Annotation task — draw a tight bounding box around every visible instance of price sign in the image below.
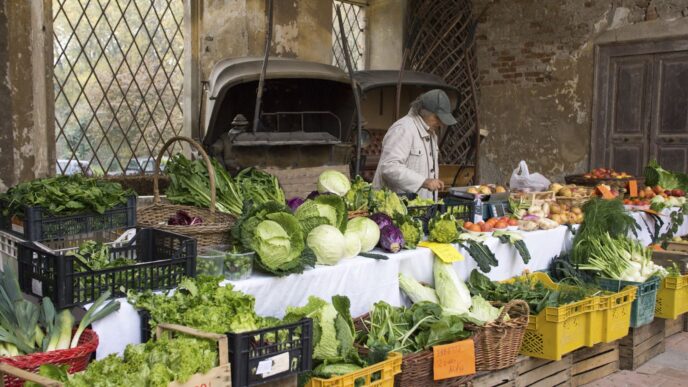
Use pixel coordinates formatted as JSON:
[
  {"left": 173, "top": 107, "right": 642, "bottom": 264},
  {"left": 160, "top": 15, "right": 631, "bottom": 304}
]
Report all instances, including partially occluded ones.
[
  {"left": 418, "top": 241, "right": 464, "bottom": 263},
  {"left": 628, "top": 180, "right": 638, "bottom": 197},
  {"left": 433, "top": 339, "right": 476, "bottom": 380},
  {"left": 596, "top": 185, "right": 615, "bottom": 199}
]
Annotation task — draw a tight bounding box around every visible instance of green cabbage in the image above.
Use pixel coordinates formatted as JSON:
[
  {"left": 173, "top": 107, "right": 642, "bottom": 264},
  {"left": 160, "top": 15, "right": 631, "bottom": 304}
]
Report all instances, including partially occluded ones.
[
  {"left": 645, "top": 160, "right": 688, "bottom": 191},
  {"left": 371, "top": 189, "right": 407, "bottom": 217},
  {"left": 433, "top": 257, "right": 472, "bottom": 314},
  {"left": 345, "top": 217, "right": 380, "bottom": 252},
  {"left": 343, "top": 232, "right": 362, "bottom": 259},
  {"left": 318, "top": 170, "right": 351, "bottom": 196},
  {"left": 295, "top": 195, "right": 348, "bottom": 235},
  {"left": 232, "top": 201, "right": 314, "bottom": 276},
  {"left": 307, "top": 225, "right": 346, "bottom": 265}
]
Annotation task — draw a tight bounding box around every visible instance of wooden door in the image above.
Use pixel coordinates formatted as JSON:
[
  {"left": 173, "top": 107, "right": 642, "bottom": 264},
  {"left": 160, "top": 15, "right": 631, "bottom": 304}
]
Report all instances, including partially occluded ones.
[
  {"left": 592, "top": 38, "right": 688, "bottom": 175},
  {"left": 651, "top": 51, "right": 688, "bottom": 173}
]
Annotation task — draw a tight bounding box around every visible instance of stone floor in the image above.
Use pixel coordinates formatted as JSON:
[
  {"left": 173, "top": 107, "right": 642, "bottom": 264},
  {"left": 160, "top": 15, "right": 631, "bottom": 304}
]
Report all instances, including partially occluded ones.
[{"left": 584, "top": 331, "right": 688, "bottom": 386}]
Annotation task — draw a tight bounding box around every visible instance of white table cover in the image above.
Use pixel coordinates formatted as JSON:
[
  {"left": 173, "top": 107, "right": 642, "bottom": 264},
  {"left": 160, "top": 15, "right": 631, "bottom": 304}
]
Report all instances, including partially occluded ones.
[{"left": 90, "top": 209, "right": 687, "bottom": 359}]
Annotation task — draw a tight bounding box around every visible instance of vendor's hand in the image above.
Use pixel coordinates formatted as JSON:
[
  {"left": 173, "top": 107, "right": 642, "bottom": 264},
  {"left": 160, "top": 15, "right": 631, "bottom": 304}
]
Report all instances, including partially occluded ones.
[{"left": 422, "top": 178, "right": 445, "bottom": 191}]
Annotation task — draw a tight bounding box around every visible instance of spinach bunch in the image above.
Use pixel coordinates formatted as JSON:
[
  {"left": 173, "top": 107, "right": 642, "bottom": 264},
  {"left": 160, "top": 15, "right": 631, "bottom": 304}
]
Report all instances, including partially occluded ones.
[{"left": 1, "top": 175, "right": 132, "bottom": 217}]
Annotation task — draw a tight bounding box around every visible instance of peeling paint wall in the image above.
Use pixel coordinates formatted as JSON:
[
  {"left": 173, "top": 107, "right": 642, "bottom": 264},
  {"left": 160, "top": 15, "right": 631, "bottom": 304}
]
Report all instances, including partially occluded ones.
[
  {"left": 473, "top": 0, "right": 688, "bottom": 184},
  {"left": 200, "top": 0, "right": 333, "bottom": 80}
]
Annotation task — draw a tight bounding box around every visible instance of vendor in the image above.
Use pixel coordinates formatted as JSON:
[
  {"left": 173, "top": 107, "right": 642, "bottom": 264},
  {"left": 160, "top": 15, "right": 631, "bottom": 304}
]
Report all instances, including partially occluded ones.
[{"left": 372, "top": 89, "right": 457, "bottom": 200}]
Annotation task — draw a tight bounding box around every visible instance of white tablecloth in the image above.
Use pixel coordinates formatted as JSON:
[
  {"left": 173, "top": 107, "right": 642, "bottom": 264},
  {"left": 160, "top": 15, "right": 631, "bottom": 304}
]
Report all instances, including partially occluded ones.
[{"left": 91, "top": 208, "right": 688, "bottom": 359}]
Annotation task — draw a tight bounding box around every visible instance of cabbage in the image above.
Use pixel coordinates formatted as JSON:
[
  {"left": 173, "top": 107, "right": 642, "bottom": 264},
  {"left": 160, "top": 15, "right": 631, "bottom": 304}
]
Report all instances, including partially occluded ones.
[
  {"left": 295, "top": 201, "right": 338, "bottom": 234},
  {"left": 433, "top": 257, "right": 472, "bottom": 314},
  {"left": 345, "top": 217, "right": 380, "bottom": 252},
  {"left": 308, "top": 225, "right": 346, "bottom": 265},
  {"left": 343, "top": 232, "right": 361, "bottom": 259},
  {"left": 317, "top": 170, "right": 351, "bottom": 196},
  {"left": 399, "top": 273, "right": 439, "bottom": 303},
  {"left": 469, "top": 295, "right": 505, "bottom": 325}
]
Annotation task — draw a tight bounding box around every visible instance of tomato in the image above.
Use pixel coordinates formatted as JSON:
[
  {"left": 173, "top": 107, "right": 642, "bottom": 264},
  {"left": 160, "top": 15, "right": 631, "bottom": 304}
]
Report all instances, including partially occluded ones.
[
  {"left": 468, "top": 224, "right": 482, "bottom": 232},
  {"left": 481, "top": 224, "right": 493, "bottom": 232},
  {"left": 508, "top": 219, "right": 518, "bottom": 226},
  {"left": 464, "top": 221, "right": 474, "bottom": 229},
  {"left": 495, "top": 221, "right": 508, "bottom": 229}
]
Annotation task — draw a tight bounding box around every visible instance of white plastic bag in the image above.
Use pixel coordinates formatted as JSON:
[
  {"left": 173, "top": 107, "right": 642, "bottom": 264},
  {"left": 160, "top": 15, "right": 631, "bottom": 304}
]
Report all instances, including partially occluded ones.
[{"left": 509, "top": 160, "right": 551, "bottom": 192}]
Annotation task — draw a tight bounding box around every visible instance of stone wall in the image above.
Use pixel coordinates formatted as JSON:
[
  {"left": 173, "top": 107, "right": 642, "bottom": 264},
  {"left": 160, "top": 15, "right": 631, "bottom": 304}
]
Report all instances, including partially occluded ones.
[{"left": 473, "top": 0, "right": 688, "bottom": 184}]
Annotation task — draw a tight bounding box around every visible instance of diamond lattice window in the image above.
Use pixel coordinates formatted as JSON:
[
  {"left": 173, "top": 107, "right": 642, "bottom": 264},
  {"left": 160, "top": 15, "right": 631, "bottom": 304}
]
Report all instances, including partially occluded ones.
[
  {"left": 332, "top": 0, "right": 367, "bottom": 71},
  {"left": 53, "top": 0, "right": 185, "bottom": 176}
]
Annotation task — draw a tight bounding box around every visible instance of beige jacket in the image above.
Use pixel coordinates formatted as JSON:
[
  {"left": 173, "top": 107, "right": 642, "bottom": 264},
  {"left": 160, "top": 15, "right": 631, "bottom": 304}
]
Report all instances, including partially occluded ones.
[{"left": 372, "top": 112, "right": 439, "bottom": 200}]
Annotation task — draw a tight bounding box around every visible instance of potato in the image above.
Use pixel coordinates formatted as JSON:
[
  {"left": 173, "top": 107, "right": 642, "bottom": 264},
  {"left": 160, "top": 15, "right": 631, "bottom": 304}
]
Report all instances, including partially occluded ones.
[
  {"left": 467, "top": 187, "right": 479, "bottom": 194},
  {"left": 549, "top": 183, "right": 564, "bottom": 194},
  {"left": 549, "top": 203, "right": 562, "bottom": 215},
  {"left": 551, "top": 214, "right": 563, "bottom": 224},
  {"left": 479, "top": 186, "right": 492, "bottom": 195},
  {"left": 559, "top": 188, "right": 573, "bottom": 197},
  {"left": 571, "top": 207, "right": 582, "bottom": 215},
  {"left": 495, "top": 186, "right": 506, "bottom": 193}
]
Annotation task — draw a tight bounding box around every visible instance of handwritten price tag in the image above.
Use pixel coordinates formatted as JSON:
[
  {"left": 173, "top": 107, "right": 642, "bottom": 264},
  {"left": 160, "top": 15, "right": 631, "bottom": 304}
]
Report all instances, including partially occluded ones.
[
  {"left": 433, "top": 339, "right": 476, "bottom": 380},
  {"left": 596, "top": 185, "right": 615, "bottom": 199},
  {"left": 628, "top": 180, "right": 638, "bottom": 197},
  {"left": 418, "top": 241, "right": 464, "bottom": 263}
]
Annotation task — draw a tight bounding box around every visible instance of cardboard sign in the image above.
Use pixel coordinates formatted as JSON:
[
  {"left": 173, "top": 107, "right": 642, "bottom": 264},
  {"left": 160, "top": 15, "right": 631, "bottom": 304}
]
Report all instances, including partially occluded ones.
[
  {"left": 433, "top": 339, "right": 476, "bottom": 380},
  {"left": 628, "top": 180, "right": 638, "bottom": 197},
  {"left": 418, "top": 241, "right": 464, "bottom": 263},
  {"left": 596, "top": 185, "right": 615, "bottom": 199}
]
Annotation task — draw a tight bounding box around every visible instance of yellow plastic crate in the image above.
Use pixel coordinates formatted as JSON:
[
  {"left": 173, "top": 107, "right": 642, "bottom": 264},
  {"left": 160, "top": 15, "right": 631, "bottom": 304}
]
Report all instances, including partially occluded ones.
[
  {"left": 502, "top": 272, "right": 597, "bottom": 361},
  {"left": 592, "top": 285, "right": 636, "bottom": 343},
  {"left": 655, "top": 275, "right": 688, "bottom": 320},
  {"left": 306, "top": 352, "right": 403, "bottom": 387}
]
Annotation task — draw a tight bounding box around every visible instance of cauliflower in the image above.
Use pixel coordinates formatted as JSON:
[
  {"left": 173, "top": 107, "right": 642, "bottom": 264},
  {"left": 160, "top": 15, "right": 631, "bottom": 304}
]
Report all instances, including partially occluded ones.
[
  {"left": 428, "top": 214, "right": 459, "bottom": 243},
  {"left": 399, "top": 221, "right": 422, "bottom": 249}
]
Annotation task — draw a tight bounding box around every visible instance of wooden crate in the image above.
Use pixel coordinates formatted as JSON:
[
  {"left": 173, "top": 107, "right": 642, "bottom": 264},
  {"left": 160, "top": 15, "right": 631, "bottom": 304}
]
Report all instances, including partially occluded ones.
[
  {"left": 619, "top": 318, "right": 665, "bottom": 370},
  {"left": 466, "top": 367, "right": 517, "bottom": 387},
  {"left": 570, "top": 341, "right": 619, "bottom": 387},
  {"left": 514, "top": 355, "right": 572, "bottom": 387},
  {"left": 665, "top": 314, "right": 686, "bottom": 338}
]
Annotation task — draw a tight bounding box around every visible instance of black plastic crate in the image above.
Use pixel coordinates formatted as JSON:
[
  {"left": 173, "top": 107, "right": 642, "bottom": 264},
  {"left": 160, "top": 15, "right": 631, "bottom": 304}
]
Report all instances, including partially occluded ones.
[
  {"left": 406, "top": 205, "right": 439, "bottom": 234},
  {"left": 139, "top": 311, "right": 313, "bottom": 387},
  {"left": 17, "top": 228, "right": 196, "bottom": 308},
  {"left": 0, "top": 195, "right": 136, "bottom": 241},
  {"left": 440, "top": 198, "right": 475, "bottom": 222}
]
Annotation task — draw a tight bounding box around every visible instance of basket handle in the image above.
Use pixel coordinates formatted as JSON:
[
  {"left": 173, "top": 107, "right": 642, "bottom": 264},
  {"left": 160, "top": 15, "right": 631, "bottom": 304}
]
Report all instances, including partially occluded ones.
[
  {"left": 156, "top": 323, "right": 229, "bottom": 366},
  {"left": 0, "top": 363, "right": 64, "bottom": 386},
  {"left": 496, "top": 299, "right": 530, "bottom": 323},
  {"left": 152, "top": 136, "right": 218, "bottom": 214}
]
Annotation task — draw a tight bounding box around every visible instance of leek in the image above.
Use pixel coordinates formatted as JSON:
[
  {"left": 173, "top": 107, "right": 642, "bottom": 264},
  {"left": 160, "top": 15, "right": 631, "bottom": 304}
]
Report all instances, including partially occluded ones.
[
  {"left": 70, "top": 290, "right": 120, "bottom": 348},
  {"left": 55, "top": 310, "right": 74, "bottom": 350}
]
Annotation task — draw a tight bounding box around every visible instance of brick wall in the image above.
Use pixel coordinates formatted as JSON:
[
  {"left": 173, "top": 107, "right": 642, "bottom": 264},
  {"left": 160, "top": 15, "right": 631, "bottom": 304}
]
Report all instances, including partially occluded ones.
[{"left": 473, "top": 0, "right": 688, "bottom": 184}]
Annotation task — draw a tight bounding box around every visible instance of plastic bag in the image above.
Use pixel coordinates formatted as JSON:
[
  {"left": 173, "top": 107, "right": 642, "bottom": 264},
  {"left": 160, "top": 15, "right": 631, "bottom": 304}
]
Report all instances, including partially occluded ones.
[{"left": 510, "top": 160, "right": 551, "bottom": 192}]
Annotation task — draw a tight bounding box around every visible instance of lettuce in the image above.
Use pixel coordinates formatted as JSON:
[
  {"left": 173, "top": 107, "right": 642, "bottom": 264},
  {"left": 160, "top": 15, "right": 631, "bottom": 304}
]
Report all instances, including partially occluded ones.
[
  {"left": 645, "top": 160, "right": 688, "bottom": 191},
  {"left": 468, "top": 295, "right": 505, "bottom": 325},
  {"left": 433, "top": 257, "right": 472, "bottom": 314}
]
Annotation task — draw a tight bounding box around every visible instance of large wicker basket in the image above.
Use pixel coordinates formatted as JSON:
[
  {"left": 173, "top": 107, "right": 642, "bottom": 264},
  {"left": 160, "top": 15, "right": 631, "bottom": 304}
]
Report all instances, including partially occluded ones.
[
  {"left": 0, "top": 329, "right": 98, "bottom": 387},
  {"left": 137, "top": 136, "right": 235, "bottom": 248},
  {"left": 465, "top": 300, "right": 529, "bottom": 371},
  {"left": 354, "top": 314, "right": 475, "bottom": 386}
]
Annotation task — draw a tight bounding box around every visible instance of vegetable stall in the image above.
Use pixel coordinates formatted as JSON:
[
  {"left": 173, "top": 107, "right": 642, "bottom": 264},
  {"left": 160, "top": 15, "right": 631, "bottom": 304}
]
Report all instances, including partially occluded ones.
[{"left": 0, "top": 156, "right": 687, "bottom": 386}]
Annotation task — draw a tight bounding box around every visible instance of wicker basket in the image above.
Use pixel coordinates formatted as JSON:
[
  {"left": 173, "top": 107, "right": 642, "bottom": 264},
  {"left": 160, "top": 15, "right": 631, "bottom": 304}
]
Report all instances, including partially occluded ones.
[
  {"left": 347, "top": 209, "right": 369, "bottom": 220},
  {"left": 465, "top": 300, "right": 529, "bottom": 371},
  {"left": 137, "top": 136, "right": 235, "bottom": 248},
  {"left": 509, "top": 191, "right": 556, "bottom": 209},
  {"left": 0, "top": 329, "right": 98, "bottom": 387},
  {"left": 354, "top": 314, "right": 475, "bottom": 386}
]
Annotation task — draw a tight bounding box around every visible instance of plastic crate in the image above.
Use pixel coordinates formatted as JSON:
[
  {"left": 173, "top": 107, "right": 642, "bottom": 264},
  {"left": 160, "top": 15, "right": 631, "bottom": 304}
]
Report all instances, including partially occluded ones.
[
  {"left": 306, "top": 352, "right": 402, "bottom": 387},
  {"left": 655, "top": 275, "right": 688, "bottom": 320},
  {"left": 503, "top": 272, "right": 597, "bottom": 361},
  {"left": 598, "top": 276, "right": 660, "bottom": 328},
  {"left": 0, "top": 231, "right": 21, "bottom": 274},
  {"left": 440, "top": 198, "right": 475, "bottom": 223},
  {"left": 0, "top": 195, "right": 136, "bottom": 241},
  {"left": 228, "top": 318, "right": 313, "bottom": 387},
  {"left": 406, "top": 205, "right": 438, "bottom": 234},
  {"left": 592, "top": 285, "right": 636, "bottom": 343},
  {"left": 17, "top": 228, "right": 196, "bottom": 308}
]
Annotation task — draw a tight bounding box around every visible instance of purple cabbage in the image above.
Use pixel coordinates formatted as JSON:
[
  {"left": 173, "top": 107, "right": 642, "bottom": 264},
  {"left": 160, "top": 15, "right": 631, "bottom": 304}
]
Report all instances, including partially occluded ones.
[
  {"left": 287, "top": 197, "right": 305, "bottom": 212},
  {"left": 168, "top": 210, "right": 203, "bottom": 226},
  {"left": 306, "top": 190, "right": 321, "bottom": 200},
  {"left": 369, "top": 213, "right": 394, "bottom": 229},
  {"left": 379, "top": 224, "right": 405, "bottom": 253}
]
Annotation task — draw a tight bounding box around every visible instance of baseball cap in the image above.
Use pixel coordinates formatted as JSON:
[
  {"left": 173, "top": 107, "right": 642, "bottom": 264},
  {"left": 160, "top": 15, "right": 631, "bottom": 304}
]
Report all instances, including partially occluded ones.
[{"left": 420, "top": 89, "right": 457, "bottom": 126}]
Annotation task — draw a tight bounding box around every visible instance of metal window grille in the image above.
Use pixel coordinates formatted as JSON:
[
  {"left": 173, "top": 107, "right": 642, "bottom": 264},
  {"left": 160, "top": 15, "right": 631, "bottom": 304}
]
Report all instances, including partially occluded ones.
[
  {"left": 332, "top": 0, "right": 367, "bottom": 71},
  {"left": 53, "top": 0, "right": 185, "bottom": 176}
]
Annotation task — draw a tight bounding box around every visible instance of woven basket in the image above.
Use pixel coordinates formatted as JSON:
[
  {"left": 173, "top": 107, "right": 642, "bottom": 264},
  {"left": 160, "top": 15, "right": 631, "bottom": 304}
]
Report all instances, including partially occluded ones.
[
  {"left": 465, "top": 300, "right": 529, "bottom": 371},
  {"left": 347, "top": 209, "right": 369, "bottom": 220},
  {"left": 0, "top": 329, "right": 98, "bottom": 387},
  {"left": 137, "top": 136, "right": 235, "bottom": 248},
  {"left": 354, "top": 314, "right": 475, "bottom": 386}
]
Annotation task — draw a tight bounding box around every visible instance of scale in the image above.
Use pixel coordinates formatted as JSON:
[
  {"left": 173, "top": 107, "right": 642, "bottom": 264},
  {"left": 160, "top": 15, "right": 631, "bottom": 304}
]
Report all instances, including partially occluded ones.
[{"left": 447, "top": 187, "right": 511, "bottom": 221}]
